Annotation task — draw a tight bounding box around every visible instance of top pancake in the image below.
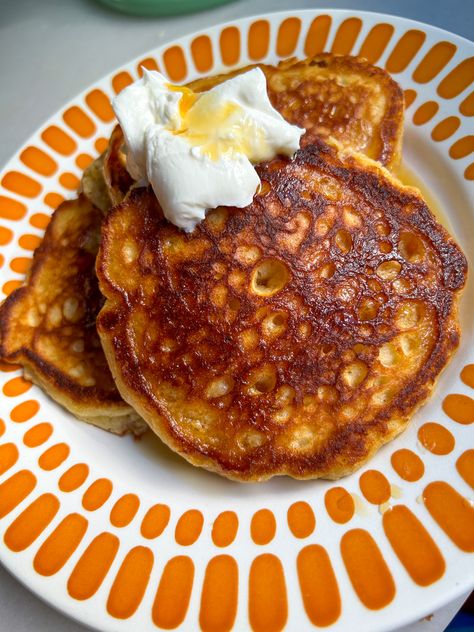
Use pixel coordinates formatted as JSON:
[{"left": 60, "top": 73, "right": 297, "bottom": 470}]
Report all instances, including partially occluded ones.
[
  {"left": 188, "top": 53, "right": 404, "bottom": 171},
  {"left": 96, "top": 139, "right": 466, "bottom": 481},
  {"left": 0, "top": 194, "right": 146, "bottom": 435},
  {"left": 105, "top": 53, "right": 404, "bottom": 198}
]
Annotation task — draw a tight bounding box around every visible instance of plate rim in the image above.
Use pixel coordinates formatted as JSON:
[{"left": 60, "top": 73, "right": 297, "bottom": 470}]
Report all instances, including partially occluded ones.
[{"left": 0, "top": 8, "right": 472, "bottom": 632}]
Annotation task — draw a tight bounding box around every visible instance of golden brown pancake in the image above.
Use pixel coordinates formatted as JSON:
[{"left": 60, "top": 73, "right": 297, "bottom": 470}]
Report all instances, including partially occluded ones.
[
  {"left": 0, "top": 195, "right": 146, "bottom": 435},
  {"left": 96, "top": 139, "right": 466, "bottom": 480},
  {"left": 103, "top": 125, "right": 134, "bottom": 206},
  {"left": 188, "top": 53, "right": 404, "bottom": 171}
]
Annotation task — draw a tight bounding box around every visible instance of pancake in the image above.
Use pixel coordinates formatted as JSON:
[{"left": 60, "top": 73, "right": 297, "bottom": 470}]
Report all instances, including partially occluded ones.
[
  {"left": 103, "top": 124, "right": 134, "bottom": 206},
  {"left": 104, "top": 53, "right": 405, "bottom": 205},
  {"left": 188, "top": 53, "right": 404, "bottom": 171},
  {"left": 0, "top": 195, "right": 146, "bottom": 435},
  {"left": 80, "top": 153, "right": 111, "bottom": 214},
  {"left": 96, "top": 139, "right": 467, "bottom": 480}
]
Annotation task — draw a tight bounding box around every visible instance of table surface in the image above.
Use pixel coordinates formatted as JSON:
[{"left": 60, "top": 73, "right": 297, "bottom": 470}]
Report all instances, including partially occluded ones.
[{"left": 0, "top": 1, "right": 472, "bottom": 630}]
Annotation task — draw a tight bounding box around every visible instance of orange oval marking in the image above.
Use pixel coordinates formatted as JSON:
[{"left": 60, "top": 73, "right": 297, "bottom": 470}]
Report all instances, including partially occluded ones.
[
  {"left": 0, "top": 442, "right": 18, "bottom": 475},
  {"left": 38, "top": 442, "right": 70, "bottom": 470},
  {"left": 95, "top": 137, "right": 109, "bottom": 154},
  {"left": 331, "top": 18, "right": 362, "bottom": 55},
  {"left": 10, "top": 399, "right": 39, "bottom": 423},
  {"left": 3, "top": 280, "right": 22, "bottom": 296},
  {"left": 23, "top": 422, "right": 53, "bottom": 447},
  {"left": 0, "top": 254, "right": 3, "bottom": 268},
  {"left": 461, "top": 364, "right": 474, "bottom": 388},
  {"left": 442, "top": 393, "right": 474, "bottom": 424},
  {"left": 431, "top": 116, "right": 461, "bottom": 141},
  {"left": 58, "top": 463, "right": 89, "bottom": 492},
  {"left": 297, "top": 544, "right": 341, "bottom": 627},
  {"left": 20, "top": 146, "right": 57, "bottom": 177},
  {"left": 1, "top": 171, "right": 42, "bottom": 198},
  {"left": 438, "top": 57, "right": 474, "bottom": 99},
  {"left": 30, "top": 211, "right": 51, "bottom": 228},
  {"left": 341, "top": 529, "right": 395, "bottom": 609},
  {"left": 106, "top": 546, "right": 154, "bottom": 618},
  {"left": 413, "top": 100, "right": 439, "bottom": 125},
  {"left": 449, "top": 135, "right": 474, "bottom": 159},
  {"left": 358, "top": 23, "right": 394, "bottom": 64},
  {"left": 423, "top": 481, "right": 474, "bottom": 552},
  {"left": 383, "top": 505, "right": 445, "bottom": 585},
  {"left": 0, "top": 195, "right": 26, "bottom": 220},
  {"left": 248, "top": 20, "right": 270, "bottom": 61},
  {"left": 10, "top": 256, "right": 32, "bottom": 274},
  {"left": 191, "top": 35, "right": 213, "bottom": 73},
  {"left": 212, "top": 510, "right": 238, "bottom": 547},
  {"left": 63, "top": 106, "right": 96, "bottom": 138},
  {"left": 140, "top": 503, "right": 170, "bottom": 539},
  {"left": 34, "top": 513, "right": 88, "bottom": 576},
  {"left": 41, "top": 125, "right": 77, "bottom": 155},
  {"left": 152, "top": 556, "right": 194, "bottom": 629},
  {"left": 304, "top": 15, "right": 331, "bottom": 56},
  {"left": 0, "top": 226, "right": 13, "bottom": 246},
  {"left": 19, "top": 233, "right": 42, "bottom": 251},
  {"left": 220, "top": 26, "right": 240, "bottom": 66},
  {"left": 249, "top": 554, "right": 287, "bottom": 632},
  {"left": 456, "top": 450, "right": 474, "bottom": 489},
  {"left": 82, "top": 478, "right": 113, "bottom": 511},
  {"left": 276, "top": 17, "right": 301, "bottom": 57},
  {"left": 465, "top": 163, "right": 474, "bottom": 180},
  {"left": 137, "top": 57, "right": 159, "bottom": 76},
  {"left": 3, "top": 376, "right": 32, "bottom": 397},
  {"left": 175, "top": 509, "right": 204, "bottom": 545},
  {"left": 4, "top": 493, "right": 59, "bottom": 552},
  {"left": 199, "top": 555, "right": 238, "bottom": 632},
  {"left": 287, "top": 501, "right": 315, "bottom": 538},
  {"left": 391, "top": 449, "right": 424, "bottom": 482},
  {"left": 44, "top": 193, "right": 64, "bottom": 211},
  {"left": 251, "top": 508, "right": 276, "bottom": 545},
  {"left": 418, "top": 422, "right": 455, "bottom": 455},
  {"left": 75, "top": 153, "right": 93, "bottom": 170},
  {"left": 413, "top": 42, "right": 457, "bottom": 83},
  {"left": 163, "top": 46, "right": 187, "bottom": 82},
  {"left": 325, "top": 487, "right": 354, "bottom": 523},
  {"left": 59, "top": 172, "right": 80, "bottom": 191},
  {"left": 460, "top": 91, "right": 474, "bottom": 116},
  {"left": 85, "top": 89, "right": 114, "bottom": 123},
  {"left": 10, "top": 255, "right": 32, "bottom": 275},
  {"left": 0, "top": 470, "right": 36, "bottom": 518},
  {"left": 0, "top": 419, "right": 5, "bottom": 436},
  {"left": 7, "top": 254, "right": 23, "bottom": 277},
  {"left": 110, "top": 493, "right": 140, "bottom": 528},
  {"left": 386, "top": 30, "right": 426, "bottom": 73},
  {"left": 112, "top": 71, "right": 134, "bottom": 94},
  {"left": 68, "top": 532, "right": 119, "bottom": 600},
  {"left": 360, "top": 470, "right": 391, "bottom": 504}
]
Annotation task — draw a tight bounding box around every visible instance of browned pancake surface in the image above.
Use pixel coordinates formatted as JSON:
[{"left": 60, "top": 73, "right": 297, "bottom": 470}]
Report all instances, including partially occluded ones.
[{"left": 97, "top": 141, "right": 466, "bottom": 479}]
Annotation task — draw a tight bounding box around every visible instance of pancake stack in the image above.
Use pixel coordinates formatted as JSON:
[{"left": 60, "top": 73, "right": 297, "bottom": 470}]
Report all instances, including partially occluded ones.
[{"left": 0, "top": 54, "right": 467, "bottom": 479}]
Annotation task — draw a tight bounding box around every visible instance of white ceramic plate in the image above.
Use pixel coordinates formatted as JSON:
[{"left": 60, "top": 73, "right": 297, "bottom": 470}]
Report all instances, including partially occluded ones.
[{"left": 0, "top": 9, "right": 473, "bottom": 632}]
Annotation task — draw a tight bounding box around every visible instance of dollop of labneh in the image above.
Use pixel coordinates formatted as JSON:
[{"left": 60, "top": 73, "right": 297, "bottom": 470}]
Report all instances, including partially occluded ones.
[{"left": 112, "top": 68, "right": 304, "bottom": 231}]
